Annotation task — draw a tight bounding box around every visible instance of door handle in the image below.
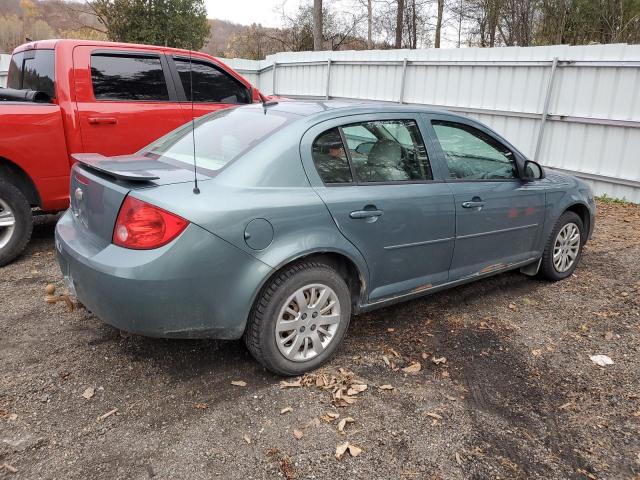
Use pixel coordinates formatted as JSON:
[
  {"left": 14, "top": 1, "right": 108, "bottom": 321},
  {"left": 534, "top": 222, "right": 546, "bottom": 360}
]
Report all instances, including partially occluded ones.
[
  {"left": 462, "top": 196, "right": 485, "bottom": 209},
  {"left": 88, "top": 117, "right": 118, "bottom": 125},
  {"left": 350, "top": 209, "right": 383, "bottom": 219}
]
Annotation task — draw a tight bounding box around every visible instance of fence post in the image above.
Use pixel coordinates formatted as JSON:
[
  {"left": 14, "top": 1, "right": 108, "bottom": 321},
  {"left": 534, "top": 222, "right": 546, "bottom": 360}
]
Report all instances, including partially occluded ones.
[
  {"left": 534, "top": 56, "right": 559, "bottom": 163},
  {"left": 325, "top": 59, "right": 332, "bottom": 100},
  {"left": 398, "top": 58, "right": 408, "bottom": 104},
  {"left": 271, "top": 61, "right": 277, "bottom": 96}
]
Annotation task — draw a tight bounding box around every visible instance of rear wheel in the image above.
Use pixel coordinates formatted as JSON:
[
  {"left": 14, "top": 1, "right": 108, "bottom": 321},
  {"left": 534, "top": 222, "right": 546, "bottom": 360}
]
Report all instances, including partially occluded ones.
[
  {"left": 244, "top": 260, "right": 351, "bottom": 376},
  {"left": 538, "top": 211, "right": 584, "bottom": 281},
  {"left": 0, "top": 179, "right": 33, "bottom": 267}
]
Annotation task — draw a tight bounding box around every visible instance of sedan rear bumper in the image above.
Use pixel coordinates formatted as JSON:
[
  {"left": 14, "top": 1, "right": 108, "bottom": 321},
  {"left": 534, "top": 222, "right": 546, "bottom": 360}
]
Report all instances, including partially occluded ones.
[{"left": 55, "top": 210, "right": 272, "bottom": 339}]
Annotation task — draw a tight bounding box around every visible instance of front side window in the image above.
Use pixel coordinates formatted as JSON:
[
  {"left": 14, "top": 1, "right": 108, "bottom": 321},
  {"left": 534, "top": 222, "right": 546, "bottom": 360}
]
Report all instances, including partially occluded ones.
[
  {"left": 7, "top": 50, "right": 55, "bottom": 98},
  {"left": 91, "top": 54, "right": 169, "bottom": 101},
  {"left": 312, "top": 128, "right": 353, "bottom": 184},
  {"left": 174, "top": 58, "right": 250, "bottom": 104},
  {"left": 432, "top": 120, "right": 517, "bottom": 180},
  {"left": 342, "top": 120, "right": 432, "bottom": 183}
]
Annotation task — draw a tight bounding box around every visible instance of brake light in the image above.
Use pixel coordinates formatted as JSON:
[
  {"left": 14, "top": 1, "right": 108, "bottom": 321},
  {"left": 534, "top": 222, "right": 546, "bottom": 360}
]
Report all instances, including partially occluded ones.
[{"left": 113, "top": 196, "right": 188, "bottom": 249}]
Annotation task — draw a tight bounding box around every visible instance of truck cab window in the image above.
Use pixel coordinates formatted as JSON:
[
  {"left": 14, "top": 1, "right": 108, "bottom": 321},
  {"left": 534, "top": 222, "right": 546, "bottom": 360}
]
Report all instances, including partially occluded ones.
[
  {"left": 7, "top": 50, "right": 55, "bottom": 99},
  {"left": 174, "top": 58, "right": 250, "bottom": 104},
  {"left": 90, "top": 54, "right": 169, "bottom": 101}
]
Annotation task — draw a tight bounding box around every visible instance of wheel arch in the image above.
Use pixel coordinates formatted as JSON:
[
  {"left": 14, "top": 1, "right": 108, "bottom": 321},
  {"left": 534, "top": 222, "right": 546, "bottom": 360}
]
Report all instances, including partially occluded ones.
[
  {"left": 0, "top": 157, "right": 41, "bottom": 207},
  {"left": 564, "top": 202, "right": 591, "bottom": 242}
]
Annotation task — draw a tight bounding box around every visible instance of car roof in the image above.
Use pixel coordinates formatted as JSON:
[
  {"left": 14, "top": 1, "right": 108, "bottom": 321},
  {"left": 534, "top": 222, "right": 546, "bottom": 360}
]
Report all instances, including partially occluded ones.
[{"left": 241, "top": 99, "right": 459, "bottom": 122}]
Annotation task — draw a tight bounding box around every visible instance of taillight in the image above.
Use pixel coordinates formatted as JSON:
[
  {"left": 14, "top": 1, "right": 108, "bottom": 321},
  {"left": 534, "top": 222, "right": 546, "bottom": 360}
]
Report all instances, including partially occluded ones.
[{"left": 113, "top": 196, "right": 188, "bottom": 249}]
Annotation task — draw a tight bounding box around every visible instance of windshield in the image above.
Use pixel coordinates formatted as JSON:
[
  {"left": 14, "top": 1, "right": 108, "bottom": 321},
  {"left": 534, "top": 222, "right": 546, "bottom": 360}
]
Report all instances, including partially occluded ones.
[{"left": 141, "top": 107, "right": 294, "bottom": 173}]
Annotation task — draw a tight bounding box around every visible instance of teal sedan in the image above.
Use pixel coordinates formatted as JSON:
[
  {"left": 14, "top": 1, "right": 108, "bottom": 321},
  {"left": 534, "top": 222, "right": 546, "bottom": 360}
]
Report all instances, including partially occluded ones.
[{"left": 55, "top": 101, "right": 595, "bottom": 375}]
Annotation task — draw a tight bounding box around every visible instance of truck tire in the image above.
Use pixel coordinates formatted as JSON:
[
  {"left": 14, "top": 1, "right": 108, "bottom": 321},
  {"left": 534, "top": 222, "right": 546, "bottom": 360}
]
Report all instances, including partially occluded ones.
[
  {"left": 0, "top": 179, "right": 33, "bottom": 267},
  {"left": 244, "top": 260, "right": 352, "bottom": 376}
]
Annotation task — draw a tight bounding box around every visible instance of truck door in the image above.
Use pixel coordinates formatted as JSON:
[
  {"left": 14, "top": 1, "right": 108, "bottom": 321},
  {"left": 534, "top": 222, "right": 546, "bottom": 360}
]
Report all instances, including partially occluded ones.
[{"left": 72, "top": 46, "right": 186, "bottom": 156}]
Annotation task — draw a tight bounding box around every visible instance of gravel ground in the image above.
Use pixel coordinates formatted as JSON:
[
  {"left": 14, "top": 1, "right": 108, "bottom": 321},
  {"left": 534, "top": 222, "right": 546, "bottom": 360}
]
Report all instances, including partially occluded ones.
[{"left": 1, "top": 200, "right": 639, "bottom": 480}]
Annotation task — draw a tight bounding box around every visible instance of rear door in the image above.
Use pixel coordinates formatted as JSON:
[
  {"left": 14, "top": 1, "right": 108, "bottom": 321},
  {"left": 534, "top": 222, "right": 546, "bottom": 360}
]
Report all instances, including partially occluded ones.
[
  {"left": 72, "top": 46, "right": 185, "bottom": 156},
  {"left": 167, "top": 56, "right": 252, "bottom": 121},
  {"left": 424, "top": 114, "right": 546, "bottom": 280},
  {"left": 301, "top": 114, "right": 456, "bottom": 303}
]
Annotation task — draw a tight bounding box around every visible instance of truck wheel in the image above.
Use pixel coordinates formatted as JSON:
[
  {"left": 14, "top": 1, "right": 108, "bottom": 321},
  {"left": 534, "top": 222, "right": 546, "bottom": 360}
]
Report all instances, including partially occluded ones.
[
  {"left": 244, "top": 260, "right": 351, "bottom": 376},
  {"left": 0, "top": 179, "right": 33, "bottom": 267},
  {"left": 538, "top": 211, "right": 584, "bottom": 281}
]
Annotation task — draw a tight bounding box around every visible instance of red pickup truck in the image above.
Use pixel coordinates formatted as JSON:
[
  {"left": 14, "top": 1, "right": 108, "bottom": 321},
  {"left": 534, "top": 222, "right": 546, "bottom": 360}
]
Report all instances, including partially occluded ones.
[{"left": 0, "top": 39, "right": 263, "bottom": 266}]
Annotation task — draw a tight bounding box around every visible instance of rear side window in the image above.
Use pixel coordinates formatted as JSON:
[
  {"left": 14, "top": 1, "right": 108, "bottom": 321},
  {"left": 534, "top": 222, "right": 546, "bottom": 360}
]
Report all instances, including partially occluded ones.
[
  {"left": 91, "top": 54, "right": 169, "bottom": 101},
  {"left": 174, "top": 58, "right": 250, "bottom": 104},
  {"left": 7, "top": 50, "right": 55, "bottom": 98},
  {"left": 312, "top": 128, "right": 354, "bottom": 184}
]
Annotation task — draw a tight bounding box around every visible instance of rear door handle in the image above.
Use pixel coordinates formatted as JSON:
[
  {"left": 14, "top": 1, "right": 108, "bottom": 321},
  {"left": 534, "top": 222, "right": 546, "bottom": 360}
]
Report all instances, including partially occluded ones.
[
  {"left": 88, "top": 117, "right": 118, "bottom": 125},
  {"left": 350, "top": 209, "right": 383, "bottom": 219},
  {"left": 462, "top": 201, "right": 485, "bottom": 208}
]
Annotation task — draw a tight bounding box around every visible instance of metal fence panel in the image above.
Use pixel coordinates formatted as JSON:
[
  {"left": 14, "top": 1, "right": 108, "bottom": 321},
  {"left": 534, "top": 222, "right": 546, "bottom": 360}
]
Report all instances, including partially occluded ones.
[
  {"left": 0, "top": 54, "right": 9, "bottom": 88},
  {"left": 223, "top": 44, "right": 640, "bottom": 202}
]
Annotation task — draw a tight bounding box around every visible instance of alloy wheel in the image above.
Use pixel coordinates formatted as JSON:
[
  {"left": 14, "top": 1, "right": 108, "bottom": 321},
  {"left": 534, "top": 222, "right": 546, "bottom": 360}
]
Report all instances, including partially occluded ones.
[
  {"left": 553, "top": 222, "right": 580, "bottom": 273},
  {"left": 0, "top": 197, "right": 16, "bottom": 250}
]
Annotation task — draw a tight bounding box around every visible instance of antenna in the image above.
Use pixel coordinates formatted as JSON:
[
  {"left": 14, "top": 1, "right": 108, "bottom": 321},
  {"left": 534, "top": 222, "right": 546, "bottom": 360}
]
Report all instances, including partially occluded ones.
[{"left": 189, "top": 43, "right": 200, "bottom": 195}]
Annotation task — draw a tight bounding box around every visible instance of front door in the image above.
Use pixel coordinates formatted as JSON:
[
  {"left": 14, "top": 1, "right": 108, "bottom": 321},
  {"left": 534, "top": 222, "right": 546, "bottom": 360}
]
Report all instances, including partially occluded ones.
[
  {"left": 425, "top": 115, "right": 546, "bottom": 280},
  {"left": 301, "top": 115, "right": 456, "bottom": 303},
  {"left": 72, "top": 47, "right": 186, "bottom": 156}
]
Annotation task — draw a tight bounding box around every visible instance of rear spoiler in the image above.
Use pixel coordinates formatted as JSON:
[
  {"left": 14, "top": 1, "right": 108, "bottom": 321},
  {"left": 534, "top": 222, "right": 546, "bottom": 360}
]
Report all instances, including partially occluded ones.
[{"left": 72, "top": 153, "right": 160, "bottom": 182}]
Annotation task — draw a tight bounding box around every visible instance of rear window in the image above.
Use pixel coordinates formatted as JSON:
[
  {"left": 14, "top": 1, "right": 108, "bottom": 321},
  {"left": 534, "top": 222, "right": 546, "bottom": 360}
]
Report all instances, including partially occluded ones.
[
  {"left": 91, "top": 54, "right": 169, "bottom": 101},
  {"left": 140, "top": 106, "right": 294, "bottom": 173},
  {"left": 7, "top": 49, "right": 55, "bottom": 98}
]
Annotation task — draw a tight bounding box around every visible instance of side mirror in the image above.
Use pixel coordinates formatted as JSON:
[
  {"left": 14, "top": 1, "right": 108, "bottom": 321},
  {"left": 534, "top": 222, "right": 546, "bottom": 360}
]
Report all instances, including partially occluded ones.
[{"left": 523, "top": 160, "right": 544, "bottom": 180}]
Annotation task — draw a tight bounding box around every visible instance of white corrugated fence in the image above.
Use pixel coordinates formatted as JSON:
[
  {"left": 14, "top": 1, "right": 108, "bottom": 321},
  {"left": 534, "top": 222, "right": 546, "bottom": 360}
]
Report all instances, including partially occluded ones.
[
  {"left": 0, "top": 54, "right": 9, "bottom": 88},
  {"left": 221, "top": 45, "right": 640, "bottom": 203}
]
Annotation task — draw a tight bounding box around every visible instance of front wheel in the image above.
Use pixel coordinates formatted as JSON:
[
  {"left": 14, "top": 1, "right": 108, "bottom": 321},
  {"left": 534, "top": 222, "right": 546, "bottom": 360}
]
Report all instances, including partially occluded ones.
[
  {"left": 0, "top": 180, "right": 33, "bottom": 267},
  {"left": 244, "top": 260, "right": 351, "bottom": 376},
  {"left": 538, "top": 211, "right": 584, "bottom": 281}
]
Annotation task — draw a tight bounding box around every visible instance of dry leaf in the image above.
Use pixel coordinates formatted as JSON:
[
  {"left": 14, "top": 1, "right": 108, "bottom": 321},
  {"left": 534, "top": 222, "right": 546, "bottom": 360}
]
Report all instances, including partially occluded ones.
[
  {"left": 604, "top": 331, "right": 614, "bottom": 340},
  {"left": 45, "top": 284, "right": 55, "bottom": 295},
  {"left": 337, "top": 417, "right": 355, "bottom": 433},
  {"left": 322, "top": 412, "right": 340, "bottom": 422},
  {"left": 378, "top": 384, "right": 394, "bottom": 390},
  {"left": 280, "top": 379, "right": 302, "bottom": 389},
  {"left": 455, "top": 452, "right": 463, "bottom": 465},
  {"left": 387, "top": 328, "right": 395, "bottom": 333},
  {"left": 432, "top": 356, "right": 447, "bottom": 365},
  {"left": 293, "top": 429, "right": 304, "bottom": 439},
  {"left": 82, "top": 387, "right": 95, "bottom": 400},
  {"left": 382, "top": 355, "right": 391, "bottom": 367},
  {"left": 243, "top": 434, "right": 251, "bottom": 444},
  {"left": 231, "top": 380, "right": 247, "bottom": 387},
  {"left": 1, "top": 463, "right": 18, "bottom": 474},
  {"left": 421, "top": 352, "right": 428, "bottom": 359},
  {"left": 402, "top": 362, "right": 421, "bottom": 374},
  {"left": 194, "top": 403, "right": 208, "bottom": 410},
  {"left": 280, "top": 406, "right": 293, "bottom": 414},
  {"left": 532, "top": 349, "right": 542, "bottom": 357},
  {"left": 347, "top": 384, "right": 368, "bottom": 396},
  {"left": 426, "top": 412, "right": 443, "bottom": 420},
  {"left": 388, "top": 348, "right": 400, "bottom": 357},
  {"left": 335, "top": 442, "right": 349, "bottom": 459},
  {"left": 508, "top": 303, "right": 518, "bottom": 310},
  {"left": 347, "top": 444, "right": 362, "bottom": 457}
]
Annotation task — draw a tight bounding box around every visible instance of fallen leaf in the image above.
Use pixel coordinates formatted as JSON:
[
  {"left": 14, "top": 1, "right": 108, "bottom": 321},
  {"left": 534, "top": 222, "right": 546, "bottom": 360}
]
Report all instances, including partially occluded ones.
[
  {"left": 508, "top": 303, "right": 518, "bottom": 310},
  {"left": 388, "top": 348, "right": 400, "bottom": 357},
  {"left": 347, "top": 384, "right": 368, "bottom": 396},
  {"left": 348, "top": 444, "right": 362, "bottom": 457},
  {"left": 421, "top": 352, "right": 428, "bottom": 359},
  {"left": 335, "top": 442, "right": 349, "bottom": 459},
  {"left": 1, "top": 463, "right": 18, "bottom": 473},
  {"left": 604, "top": 331, "right": 614, "bottom": 340},
  {"left": 293, "top": 429, "right": 304, "bottom": 439},
  {"left": 82, "top": 387, "right": 95, "bottom": 400},
  {"left": 231, "top": 380, "right": 247, "bottom": 387},
  {"left": 402, "top": 362, "right": 421, "bottom": 374},
  {"left": 97, "top": 408, "right": 118, "bottom": 421},
  {"left": 431, "top": 356, "right": 447, "bottom": 365},
  {"left": 455, "top": 452, "right": 463, "bottom": 465},
  {"left": 243, "top": 434, "right": 251, "bottom": 444},
  {"left": 590, "top": 354, "right": 614, "bottom": 367},
  {"left": 280, "top": 379, "right": 302, "bottom": 389},
  {"left": 382, "top": 355, "right": 391, "bottom": 367},
  {"left": 194, "top": 403, "right": 208, "bottom": 410},
  {"left": 387, "top": 328, "right": 395, "bottom": 333},
  {"left": 532, "top": 349, "right": 542, "bottom": 357},
  {"left": 426, "top": 412, "right": 443, "bottom": 420},
  {"left": 45, "top": 284, "right": 55, "bottom": 295},
  {"left": 337, "top": 417, "right": 355, "bottom": 433},
  {"left": 280, "top": 406, "right": 293, "bottom": 414},
  {"left": 378, "top": 384, "right": 394, "bottom": 390}
]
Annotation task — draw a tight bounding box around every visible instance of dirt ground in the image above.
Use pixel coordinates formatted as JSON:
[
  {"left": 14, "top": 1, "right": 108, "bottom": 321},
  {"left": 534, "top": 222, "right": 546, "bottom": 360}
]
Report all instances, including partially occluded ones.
[{"left": 1, "top": 200, "right": 639, "bottom": 480}]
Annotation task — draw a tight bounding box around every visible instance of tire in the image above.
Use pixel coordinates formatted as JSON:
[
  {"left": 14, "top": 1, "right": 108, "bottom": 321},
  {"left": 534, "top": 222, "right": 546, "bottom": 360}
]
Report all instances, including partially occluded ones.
[
  {"left": 0, "top": 179, "right": 33, "bottom": 267},
  {"left": 244, "top": 260, "right": 352, "bottom": 376},
  {"left": 538, "top": 211, "right": 584, "bottom": 281}
]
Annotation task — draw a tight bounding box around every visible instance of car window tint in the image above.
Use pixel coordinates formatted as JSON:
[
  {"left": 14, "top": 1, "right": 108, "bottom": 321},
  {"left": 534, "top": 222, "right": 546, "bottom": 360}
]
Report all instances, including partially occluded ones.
[
  {"left": 342, "top": 120, "right": 432, "bottom": 183},
  {"left": 432, "top": 121, "right": 517, "bottom": 180},
  {"left": 312, "top": 128, "right": 353, "bottom": 184},
  {"left": 7, "top": 50, "right": 55, "bottom": 99},
  {"left": 91, "top": 54, "right": 169, "bottom": 101},
  {"left": 174, "top": 58, "right": 250, "bottom": 104}
]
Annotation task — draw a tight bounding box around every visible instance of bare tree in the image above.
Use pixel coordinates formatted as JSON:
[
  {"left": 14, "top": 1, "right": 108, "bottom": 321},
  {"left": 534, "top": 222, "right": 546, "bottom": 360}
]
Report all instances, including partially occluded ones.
[
  {"left": 395, "top": 0, "right": 405, "bottom": 47},
  {"left": 366, "top": 0, "right": 373, "bottom": 48},
  {"left": 313, "top": 0, "right": 323, "bottom": 50},
  {"left": 434, "top": 0, "right": 444, "bottom": 47}
]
